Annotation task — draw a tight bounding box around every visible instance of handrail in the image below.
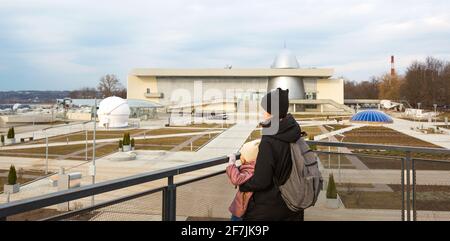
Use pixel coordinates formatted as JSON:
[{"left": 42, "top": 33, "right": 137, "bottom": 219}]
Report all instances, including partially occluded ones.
[
  {"left": 1, "top": 141, "right": 449, "bottom": 220},
  {"left": 41, "top": 186, "right": 165, "bottom": 221},
  {"left": 307, "top": 141, "right": 450, "bottom": 154},
  {"left": 41, "top": 170, "right": 227, "bottom": 221},
  {"left": 313, "top": 150, "right": 450, "bottom": 163},
  {"left": 0, "top": 154, "right": 238, "bottom": 219}
]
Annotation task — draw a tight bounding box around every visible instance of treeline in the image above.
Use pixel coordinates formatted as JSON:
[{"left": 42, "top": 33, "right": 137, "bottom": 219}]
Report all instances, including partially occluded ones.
[
  {"left": 69, "top": 74, "right": 127, "bottom": 99},
  {"left": 345, "top": 57, "right": 450, "bottom": 108}
]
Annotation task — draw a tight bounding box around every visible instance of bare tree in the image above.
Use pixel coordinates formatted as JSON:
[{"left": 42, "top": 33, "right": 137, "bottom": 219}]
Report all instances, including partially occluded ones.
[
  {"left": 344, "top": 77, "right": 380, "bottom": 99},
  {"left": 97, "top": 74, "right": 124, "bottom": 98},
  {"left": 378, "top": 73, "right": 404, "bottom": 101},
  {"left": 402, "top": 57, "right": 450, "bottom": 108},
  {"left": 69, "top": 87, "right": 98, "bottom": 99}
]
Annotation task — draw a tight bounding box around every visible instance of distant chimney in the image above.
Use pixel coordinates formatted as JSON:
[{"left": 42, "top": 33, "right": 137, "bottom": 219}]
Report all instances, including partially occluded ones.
[{"left": 391, "top": 55, "right": 396, "bottom": 77}]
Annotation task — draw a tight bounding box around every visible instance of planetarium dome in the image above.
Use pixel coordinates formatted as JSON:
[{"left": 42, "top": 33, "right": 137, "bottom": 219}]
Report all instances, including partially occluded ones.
[
  {"left": 98, "top": 96, "right": 130, "bottom": 128},
  {"left": 271, "top": 48, "right": 300, "bottom": 69},
  {"left": 351, "top": 110, "right": 393, "bottom": 124},
  {"left": 268, "top": 47, "right": 304, "bottom": 100}
]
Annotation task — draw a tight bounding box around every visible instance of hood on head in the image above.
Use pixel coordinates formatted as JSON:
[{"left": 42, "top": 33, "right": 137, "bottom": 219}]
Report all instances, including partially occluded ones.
[{"left": 261, "top": 114, "right": 301, "bottom": 143}]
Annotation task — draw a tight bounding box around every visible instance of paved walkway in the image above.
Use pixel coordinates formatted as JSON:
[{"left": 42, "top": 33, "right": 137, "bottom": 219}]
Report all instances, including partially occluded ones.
[
  {"left": 387, "top": 118, "right": 450, "bottom": 149},
  {"left": 314, "top": 124, "right": 365, "bottom": 141},
  {"left": 196, "top": 123, "right": 257, "bottom": 157}
]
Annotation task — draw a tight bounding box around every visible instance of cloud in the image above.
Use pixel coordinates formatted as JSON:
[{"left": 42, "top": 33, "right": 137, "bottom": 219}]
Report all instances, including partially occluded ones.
[{"left": 0, "top": 0, "right": 449, "bottom": 90}]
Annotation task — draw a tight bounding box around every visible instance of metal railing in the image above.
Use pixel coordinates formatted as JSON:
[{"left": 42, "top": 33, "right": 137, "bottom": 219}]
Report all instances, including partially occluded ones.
[
  {"left": 0, "top": 141, "right": 449, "bottom": 221},
  {"left": 0, "top": 153, "right": 239, "bottom": 221}
]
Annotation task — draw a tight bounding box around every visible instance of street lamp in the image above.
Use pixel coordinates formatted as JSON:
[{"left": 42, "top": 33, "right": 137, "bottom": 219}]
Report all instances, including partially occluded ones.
[
  {"left": 81, "top": 120, "right": 91, "bottom": 162},
  {"left": 433, "top": 104, "right": 438, "bottom": 124},
  {"left": 91, "top": 98, "right": 97, "bottom": 206},
  {"left": 417, "top": 103, "right": 422, "bottom": 128},
  {"left": 336, "top": 133, "right": 346, "bottom": 182},
  {"left": 42, "top": 126, "right": 53, "bottom": 175}
]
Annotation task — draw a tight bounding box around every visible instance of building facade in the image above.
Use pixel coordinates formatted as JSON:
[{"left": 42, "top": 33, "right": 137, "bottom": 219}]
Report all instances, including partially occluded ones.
[{"left": 127, "top": 49, "right": 348, "bottom": 114}]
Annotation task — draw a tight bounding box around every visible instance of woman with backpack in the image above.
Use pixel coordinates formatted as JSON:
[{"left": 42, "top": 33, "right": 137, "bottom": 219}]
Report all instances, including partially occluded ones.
[{"left": 236, "top": 88, "right": 304, "bottom": 221}]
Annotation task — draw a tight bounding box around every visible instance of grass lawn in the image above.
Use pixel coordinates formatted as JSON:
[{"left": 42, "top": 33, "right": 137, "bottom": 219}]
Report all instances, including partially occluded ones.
[
  {"left": 6, "top": 208, "right": 98, "bottom": 221},
  {"left": 293, "top": 114, "right": 351, "bottom": 119},
  {"left": 436, "top": 125, "right": 450, "bottom": 130},
  {"left": 338, "top": 191, "right": 402, "bottom": 210},
  {"left": 22, "top": 128, "right": 213, "bottom": 145},
  {"left": 343, "top": 126, "right": 438, "bottom": 148},
  {"left": 178, "top": 123, "right": 234, "bottom": 129},
  {"left": 301, "top": 126, "right": 323, "bottom": 139},
  {"left": 0, "top": 130, "right": 222, "bottom": 160},
  {"left": 0, "top": 143, "right": 120, "bottom": 160},
  {"left": 317, "top": 152, "right": 355, "bottom": 169},
  {"left": 437, "top": 112, "right": 450, "bottom": 121},
  {"left": 342, "top": 126, "right": 450, "bottom": 164},
  {"left": 245, "top": 125, "right": 323, "bottom": 143},
  {"left": 245, "top": 129, "right": 262, "bottom": 143},
  {"left": 0, "top": 169, "right": 48, "bottom": 192},
  {"left": 136, "top": 132, "right": 221, "bottom": 152},
  {"left": 339, "top": 184, "right": 450, "bottom": 211}
]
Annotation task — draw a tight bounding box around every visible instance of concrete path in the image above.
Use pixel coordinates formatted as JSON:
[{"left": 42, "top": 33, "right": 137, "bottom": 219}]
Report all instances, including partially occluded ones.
[
  {"left": 196, "top": 123, "right": 258, "bottom": 157},
  {"left": 387, "top": 118, "right": 450, "bottom": 149},
  {"left": 313, "top": 124, "right": 365, "bottom": 141}
]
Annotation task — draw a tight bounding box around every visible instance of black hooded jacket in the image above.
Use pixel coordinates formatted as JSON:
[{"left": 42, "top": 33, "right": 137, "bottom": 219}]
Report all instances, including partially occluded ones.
[{"left": 239, "top": 114, "right": 303, "bottom": 221}]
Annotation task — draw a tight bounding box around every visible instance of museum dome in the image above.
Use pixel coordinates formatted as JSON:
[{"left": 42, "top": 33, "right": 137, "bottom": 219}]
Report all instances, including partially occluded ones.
[
  {"left": 98, "top": 96, "right": 130, "bottom": 128},
  {"left": 271, "top": 48, "right": 300, "bottom": 69},
  {"left": 351, "top": 110, "right": 393, "bottom": 124}
]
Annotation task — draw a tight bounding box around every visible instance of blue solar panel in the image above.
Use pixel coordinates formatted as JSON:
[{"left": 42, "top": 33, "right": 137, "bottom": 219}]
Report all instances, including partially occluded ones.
[{"left": 351, "top": 110, "right": 393, "bottom": 123}]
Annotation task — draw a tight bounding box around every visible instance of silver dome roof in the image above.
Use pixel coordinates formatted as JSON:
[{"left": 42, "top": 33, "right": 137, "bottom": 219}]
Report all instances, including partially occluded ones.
[{"left": 271, "top": 48, "right": 299, "bottom": 69}]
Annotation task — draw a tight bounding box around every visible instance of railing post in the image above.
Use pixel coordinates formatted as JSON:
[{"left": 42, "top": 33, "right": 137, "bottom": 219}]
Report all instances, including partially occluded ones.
[
  {"left": 406, "top": 151, "right": 411, "bottom": 221},
  {"left": 412, "top": 159, "right": 416, "bottom": 221},
  {"left": 401, "top": 157, "right": 405, "bottom": 221},
  {"left": 162, "top": 176, "right": 176, "bottom": 221}
]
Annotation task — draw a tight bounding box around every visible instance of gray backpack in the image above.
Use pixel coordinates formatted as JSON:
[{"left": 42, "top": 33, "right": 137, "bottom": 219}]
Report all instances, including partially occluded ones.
[{"left": 277, "top": 137, "right": 323, "bottom": 212}]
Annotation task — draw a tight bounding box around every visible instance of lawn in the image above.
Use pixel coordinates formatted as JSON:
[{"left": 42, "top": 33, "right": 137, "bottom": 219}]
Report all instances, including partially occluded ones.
[
  {"left": 301, "top": 126, "right": 323, "bottom": 139},
  {"left": 0, "top": 130, "right": 223, "bottom": 160},
  {"left": 177, "top": 123, "right": 234, "bottom": 129},
  {"left": 6, "top": 208, "right": 98, "bottom": 221},
  {"left": 0, "top": 169, "right": 48, "bottom": 192},
  {"left": 245, "top": 125, "right": 323, "bottom": 143},
  {"left": 293, "top": 114, "right": 351, "bottom": 120},
  {"left": 342, "top": 126, "right": 450, "bottom": 164},
  {"left": 338, "top": 184, "right": 450, "bottom": 212},
  {"left": 22, "top": 128, "right": 213, "bottom": 145},
  {"left": 343, "top": 126, "right": 438, "bottom": 148},
  {"left": 0, "top": 143, "right": 120, "bottom": 161},
  {"left": 317, "top": 153, "right": 355, "bottom": 169},
  {"left": 436, "top": 125, "right": 450, "bottom": 130},
  {"left": 135, "top": 132, "right": 221, "bottom": 151}
]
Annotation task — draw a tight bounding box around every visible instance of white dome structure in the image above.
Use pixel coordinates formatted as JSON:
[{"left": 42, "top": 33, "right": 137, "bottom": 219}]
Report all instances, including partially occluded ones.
[{"left": 98, "top": 96, "right": 130, "bottom": 128}]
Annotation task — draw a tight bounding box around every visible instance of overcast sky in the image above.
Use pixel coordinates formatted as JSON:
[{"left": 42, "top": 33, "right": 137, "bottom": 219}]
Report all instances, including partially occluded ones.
[{"left": 1, "top": 0, "right": 449, "bottom": 90}]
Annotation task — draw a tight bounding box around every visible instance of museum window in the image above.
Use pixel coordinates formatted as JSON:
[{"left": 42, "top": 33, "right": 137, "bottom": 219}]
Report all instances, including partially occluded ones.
[{"left": 305, "top": 92, "right": 317, "bottom": 100}]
